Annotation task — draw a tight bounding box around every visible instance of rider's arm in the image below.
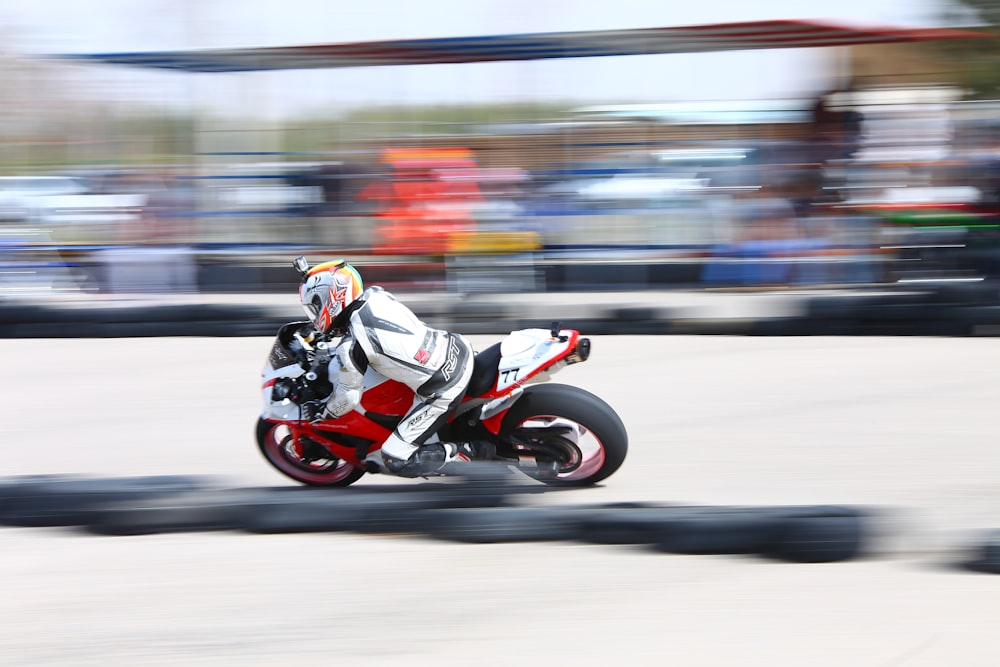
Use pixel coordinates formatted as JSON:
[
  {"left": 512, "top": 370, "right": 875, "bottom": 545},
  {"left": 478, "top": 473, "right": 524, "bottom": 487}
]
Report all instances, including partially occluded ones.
[{"left": 322, "top": 336, "right": 368, "bottom": 418}]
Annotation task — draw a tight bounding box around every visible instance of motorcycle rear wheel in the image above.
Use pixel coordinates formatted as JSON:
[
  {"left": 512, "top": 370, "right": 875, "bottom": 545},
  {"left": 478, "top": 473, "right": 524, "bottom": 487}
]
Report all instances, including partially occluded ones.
[
  {"left": 499, "top": 384, "right": 628, "bottom": 486},
  {"left": 256, "top": 418, "right": 367, "bottom": 487}
]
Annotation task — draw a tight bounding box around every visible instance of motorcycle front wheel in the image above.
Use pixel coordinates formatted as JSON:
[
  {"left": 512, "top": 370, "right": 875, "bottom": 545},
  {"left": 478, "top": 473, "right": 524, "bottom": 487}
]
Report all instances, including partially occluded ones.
[
  {"left": 499, "top": 383, "right": 628, "bottom": 486},
  {"left": 256, "top": 418, "right": 367, "bottom": 487}
]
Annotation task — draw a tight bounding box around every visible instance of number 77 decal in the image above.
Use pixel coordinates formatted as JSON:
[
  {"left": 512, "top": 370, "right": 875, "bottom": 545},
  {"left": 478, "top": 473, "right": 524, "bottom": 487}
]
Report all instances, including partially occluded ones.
[{"left": 500, "top": 368, "right": 520, "bottom": 383}]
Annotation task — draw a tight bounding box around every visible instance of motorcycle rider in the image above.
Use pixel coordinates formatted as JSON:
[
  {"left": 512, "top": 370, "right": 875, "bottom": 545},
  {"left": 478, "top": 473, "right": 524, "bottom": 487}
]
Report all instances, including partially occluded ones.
[{"left": 295, "top": 256, "right": 493, "bottom": 476}]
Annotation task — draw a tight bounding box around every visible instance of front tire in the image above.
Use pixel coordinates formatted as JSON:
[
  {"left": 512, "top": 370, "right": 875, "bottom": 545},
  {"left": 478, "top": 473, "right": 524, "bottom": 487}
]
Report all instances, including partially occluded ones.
[
  {"left": 256, "top": 418, "right": 366, "bottom": 487},
  {"left": 499, "top": 384, "right": 628, "bottom": 486}
]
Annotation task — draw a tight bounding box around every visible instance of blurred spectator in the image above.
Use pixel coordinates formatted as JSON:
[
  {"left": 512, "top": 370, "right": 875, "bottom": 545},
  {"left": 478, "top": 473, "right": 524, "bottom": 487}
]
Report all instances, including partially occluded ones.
[
  {"left": 733, "top": 182, "right": 800, "bottom": 243},
  {"left": 809, "top": 89, "right": 865, "bottom": 164},
  {"left": 144, "top": 171, "right": 198, "bottom": 244},
  {"left": 102, "top": 168, "right": 198, "bottom": 294},
  {"left": 701, "top": 169, "right": 851, "bottom": 287}
]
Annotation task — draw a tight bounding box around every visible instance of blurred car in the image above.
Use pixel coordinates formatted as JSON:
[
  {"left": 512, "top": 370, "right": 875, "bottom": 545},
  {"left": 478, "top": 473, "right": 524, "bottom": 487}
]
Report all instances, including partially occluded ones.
[
  {"left": 531, "top": 142, "right": 814, "bottom": 213},
  {"left": 0, "top": 173, "right": 154, "bottom": 251},
  {"left": 0, "top": 174, "right": 147, "bottom": 226},
  {"left": 0, "top": 176, "right": 88, "bottom": 222},
  {"left": 209, "top": 162, "right": 325, "bottom": 214}
]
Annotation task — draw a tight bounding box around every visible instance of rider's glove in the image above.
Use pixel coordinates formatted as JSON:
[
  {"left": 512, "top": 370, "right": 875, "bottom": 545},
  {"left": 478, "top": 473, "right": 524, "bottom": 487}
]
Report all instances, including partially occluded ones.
[{"left": 301, "top": 400, "right": 325, "bottom": 423}]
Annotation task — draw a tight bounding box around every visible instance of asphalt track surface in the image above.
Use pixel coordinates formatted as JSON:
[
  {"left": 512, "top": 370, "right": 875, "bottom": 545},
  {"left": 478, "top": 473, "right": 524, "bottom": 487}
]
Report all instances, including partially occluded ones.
[{"left": 3, "top": 334, "right": 1000, "bottom": 666}]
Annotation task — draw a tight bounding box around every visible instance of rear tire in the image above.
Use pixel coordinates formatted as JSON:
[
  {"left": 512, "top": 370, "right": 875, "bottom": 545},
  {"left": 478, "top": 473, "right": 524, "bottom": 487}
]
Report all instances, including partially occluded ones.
[
  {"left": 256, "top": 418, "right": 367, "bottom": 487},
  {"left": 499, "top": 384, "right": 628, "bottom": 486}
]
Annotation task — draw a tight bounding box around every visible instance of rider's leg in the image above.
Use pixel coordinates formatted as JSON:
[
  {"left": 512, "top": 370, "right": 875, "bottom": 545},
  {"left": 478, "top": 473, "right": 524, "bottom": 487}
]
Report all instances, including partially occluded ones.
[{"left": 380, "top": 336, "right": 482, "bottom": 476}]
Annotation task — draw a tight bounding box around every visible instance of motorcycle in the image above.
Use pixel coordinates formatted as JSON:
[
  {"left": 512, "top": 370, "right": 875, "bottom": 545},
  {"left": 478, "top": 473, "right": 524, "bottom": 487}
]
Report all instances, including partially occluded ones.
[{"left": 256, "top": 314, "right": 628, "bottom": 488}]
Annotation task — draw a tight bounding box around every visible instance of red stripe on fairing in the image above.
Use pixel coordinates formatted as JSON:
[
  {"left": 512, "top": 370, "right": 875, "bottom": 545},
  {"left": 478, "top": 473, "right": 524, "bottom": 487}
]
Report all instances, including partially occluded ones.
[
  {"left": 288, "top": 416, "right": 392, "bottom": 465},
  {"left": 262, "top": 378, "right": 277, "bottom": 389}
]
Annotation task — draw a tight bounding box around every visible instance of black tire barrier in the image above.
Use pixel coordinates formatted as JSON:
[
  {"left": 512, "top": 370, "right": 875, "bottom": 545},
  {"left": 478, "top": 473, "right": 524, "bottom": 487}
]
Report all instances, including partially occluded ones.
[
  {"left": 575, "top": 506, "right": 702, "bottom": 545},
  {"left": 0, "top": 475, "right": 869, "bottom": 563},
  {"left": 438, "top": 462, "right": 543, "bottom": 506},
  {"left": 659, "top": 513, "right": 783, "bottom": 556},
  {"left": 587, "top": 507, "right": 783, "bottom": 553},
  {"left": 605, "top": 306, "right": 670, "bottom": 322},
  {"left": 0, "top": 303, "right": 289, "bottom": 338},
  {"left": 803, "top": 292, "right": 936, "bottom": 321},
  {"left": 854, "top": 303, "right": 943, "bottom": 322},
  {"left": 88, "top": 483, "right": 514, "bottom": 536},
  {"left": 241, "top": 470, "right": 527, "bottom": 534},
  {"left": 577, "top": 504, "right": 867, "bottom": 562},
  {"left": 614, "top": 320, "right": 676, "bottom": 335},
  {"left": 745, "top": 318, "right": 814, "bottom": 336},
  {"left": 796, "top": 293, "right": 988, "bottom": 337},
  {"left": 601, "top": 306, "right": 676, "bottom": 336},
  {"left": 85, "top": 475, "right": 522, "bottom": 536},
  {"left": 804, "top": 294, "right": 891, "bottom": 320},
  {"left": 871, "top": 319, "right": 973, "bottom": 337},
  {"left": 758, "top": 506, "right": 869, "bottom": 563},
  {"left": 84, "top": 488, "right": 259, "bottom": 536},
  {"left": 257, "top": 500, "right": 429, "bottom": 535},
  {"left": 668, "top": 319, "right": 760, "bottom": 336},
  {"left": 548, "top": 317, "right": 620, "bottom": 336},
  {"left": 959, "top": 530, "right": 1000, "bottom": 574},
  {"left": 926, "top": 281, "right": 1000, "bottom": 306},
  {"left": 0, "top": 304, "right": 71, "bottom": 325},
  {"left": 577, "top": 506, "right": 785, "bottom": 555},
  {"left": 0, "top": 475, "right": 211, "bottom": 527},
  {"left": 954, "top": 306, "right": 1000, "bottom": 328},
  {"left": 421, "top": 506, "right": 588, "bottom": 544},
  {"left": 241, "top": 491, "right": 490, "bottom": 535},
  {"left": 806, "top": 295, "right": 928, "bottom": 322},
  {"left": 5, "top": 288, "right": 1000, "bottom": 338}
]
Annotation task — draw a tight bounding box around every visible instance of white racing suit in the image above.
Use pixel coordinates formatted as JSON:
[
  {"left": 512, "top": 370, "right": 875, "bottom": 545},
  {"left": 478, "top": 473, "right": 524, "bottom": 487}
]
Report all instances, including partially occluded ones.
[{"left": 320, "top": 286, "right": 475, "bottom": 476}]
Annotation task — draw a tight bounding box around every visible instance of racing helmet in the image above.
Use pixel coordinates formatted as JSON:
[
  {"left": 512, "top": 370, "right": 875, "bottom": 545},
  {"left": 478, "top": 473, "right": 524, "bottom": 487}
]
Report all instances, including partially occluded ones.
[{"left": 297, "top": 258, "right": 364, "bottom": 333}]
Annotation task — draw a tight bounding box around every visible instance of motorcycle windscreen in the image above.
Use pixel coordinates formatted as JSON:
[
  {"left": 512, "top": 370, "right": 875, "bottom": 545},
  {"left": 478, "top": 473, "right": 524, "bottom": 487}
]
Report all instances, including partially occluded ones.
[{"left": 264, "top": 322, "right": 311, "bottom": 376}]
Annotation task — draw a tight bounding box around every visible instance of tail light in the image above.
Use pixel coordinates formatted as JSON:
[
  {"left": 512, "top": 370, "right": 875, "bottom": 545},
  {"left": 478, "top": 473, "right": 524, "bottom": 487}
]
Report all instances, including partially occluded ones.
[{"left": 566, "top": 338, "right": 591, "bottom": 364}]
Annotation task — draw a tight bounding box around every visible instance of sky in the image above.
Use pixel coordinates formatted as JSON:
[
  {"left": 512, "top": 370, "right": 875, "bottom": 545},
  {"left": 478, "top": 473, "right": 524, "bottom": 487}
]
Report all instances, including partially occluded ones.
[{"left": 0, "top": 0, "right": 966, "bottom": 120}]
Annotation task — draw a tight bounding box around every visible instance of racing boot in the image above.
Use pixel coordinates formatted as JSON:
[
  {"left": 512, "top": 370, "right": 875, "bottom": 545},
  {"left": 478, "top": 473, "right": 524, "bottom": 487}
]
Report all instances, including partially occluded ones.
[
  {"left": 442, "top": 441, "right": 496, "bottom": 464},
  {"left": 437, "top": 441, "right": 497, "bottom": 476},
  {"left": 383, "top": 440, "right": 496, "bottom": 477}
]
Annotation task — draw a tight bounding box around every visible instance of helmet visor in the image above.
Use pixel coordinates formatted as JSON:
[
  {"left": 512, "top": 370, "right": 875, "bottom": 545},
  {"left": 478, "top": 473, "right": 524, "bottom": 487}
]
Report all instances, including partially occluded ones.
[{"left": 303, "top": 295, "right": 322, "bottom": 321}]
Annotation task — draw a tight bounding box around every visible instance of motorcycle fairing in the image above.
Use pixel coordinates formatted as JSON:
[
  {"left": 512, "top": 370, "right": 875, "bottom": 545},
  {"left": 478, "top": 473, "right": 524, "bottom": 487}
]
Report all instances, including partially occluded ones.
[
  {"left": 358, "top": 367, "right": 412, "bottom": 415},
  {"left": 494, "top": 328, "right": 580, "bottom": 393},
  {"left": 278, "top": 418, "right": 387, "bottom": 468},
  {"left": 469, "top": 328, "right": 582, "bottom": 435}
]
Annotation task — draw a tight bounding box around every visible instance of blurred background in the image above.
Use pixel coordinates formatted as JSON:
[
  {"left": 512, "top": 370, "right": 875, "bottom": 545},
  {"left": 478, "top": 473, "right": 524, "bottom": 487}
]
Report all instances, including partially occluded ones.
[{"left": 3, "top": 0, "right": 1000, "bottom": 299}]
